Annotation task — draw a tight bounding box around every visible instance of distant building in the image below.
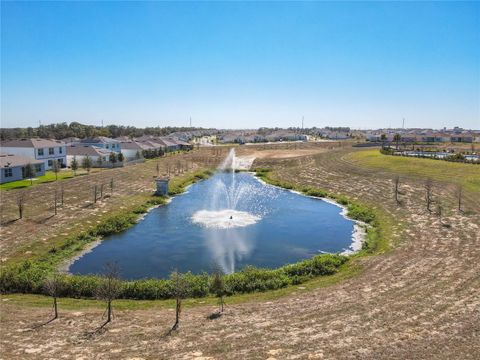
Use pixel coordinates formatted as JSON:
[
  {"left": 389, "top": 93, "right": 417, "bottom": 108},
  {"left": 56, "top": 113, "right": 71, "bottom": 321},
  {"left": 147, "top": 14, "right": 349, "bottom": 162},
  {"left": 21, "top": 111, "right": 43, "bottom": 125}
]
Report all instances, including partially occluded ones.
[
  {"left": 450, "top": 135, "right": 473, "bottom": 143},
  {"left": 119, "top": 140, "right": 153, "bottom": 161},
  {"left": 66, "top": 145, "right": 117, "bottom": 168},
  {"left": 79, "top": 136, "right": 121, "bottom": 152},
  {"left": 0, "top": 153, "right": 45, "bottom": 184},
  {"left": 61, "top": 137, "right": 81, "bottom": 145},
  {"left": 0, "top": 138, "right": 67, "bottom": 170}
]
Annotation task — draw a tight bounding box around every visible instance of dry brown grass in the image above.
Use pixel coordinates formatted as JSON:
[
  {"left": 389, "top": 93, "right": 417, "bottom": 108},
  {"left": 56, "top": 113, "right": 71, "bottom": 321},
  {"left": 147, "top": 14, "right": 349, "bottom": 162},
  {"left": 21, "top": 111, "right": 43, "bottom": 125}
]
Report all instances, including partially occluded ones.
[{"left": 1, "top": 145, "right": 479, "bottom": 359}]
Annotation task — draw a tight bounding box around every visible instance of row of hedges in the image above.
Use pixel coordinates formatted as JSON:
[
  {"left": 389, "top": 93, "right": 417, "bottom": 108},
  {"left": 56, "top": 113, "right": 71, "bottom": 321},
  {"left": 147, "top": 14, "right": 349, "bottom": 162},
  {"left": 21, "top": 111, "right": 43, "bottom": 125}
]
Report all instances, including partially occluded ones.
[{"left": 0, "top": 254, "right": 347, "bottom": 300}]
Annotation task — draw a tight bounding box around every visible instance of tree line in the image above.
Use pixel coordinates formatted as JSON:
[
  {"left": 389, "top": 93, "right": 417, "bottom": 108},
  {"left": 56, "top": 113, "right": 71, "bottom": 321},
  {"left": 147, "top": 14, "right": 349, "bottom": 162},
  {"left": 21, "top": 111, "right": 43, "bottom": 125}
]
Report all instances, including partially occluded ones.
[{"left": 0, "top": 122, "right": 216, "bottom": 140}]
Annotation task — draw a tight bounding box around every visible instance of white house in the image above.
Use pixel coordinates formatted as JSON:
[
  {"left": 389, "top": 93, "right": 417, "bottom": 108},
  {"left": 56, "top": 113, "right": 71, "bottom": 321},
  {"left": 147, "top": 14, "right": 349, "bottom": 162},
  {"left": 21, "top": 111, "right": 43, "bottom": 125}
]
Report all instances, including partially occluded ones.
[
  {"left": 79, "top": 136, "right": 121, "bottom": 152},
  {"left": 0, "top": 138, "right": 67, "bottom": 170},
  {"left": 119, "top": 140, "right": 153, "bottom": 161},
  {"left": 66, "top": 145, "right": 118, "bottom": 168}
]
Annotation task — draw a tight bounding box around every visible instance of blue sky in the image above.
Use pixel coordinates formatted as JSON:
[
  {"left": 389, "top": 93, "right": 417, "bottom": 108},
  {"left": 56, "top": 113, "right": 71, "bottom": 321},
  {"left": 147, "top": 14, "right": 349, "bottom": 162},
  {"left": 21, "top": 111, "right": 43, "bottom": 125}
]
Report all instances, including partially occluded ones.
[{"left": 1, "top": 1, "right": 479, "bottom": 129}]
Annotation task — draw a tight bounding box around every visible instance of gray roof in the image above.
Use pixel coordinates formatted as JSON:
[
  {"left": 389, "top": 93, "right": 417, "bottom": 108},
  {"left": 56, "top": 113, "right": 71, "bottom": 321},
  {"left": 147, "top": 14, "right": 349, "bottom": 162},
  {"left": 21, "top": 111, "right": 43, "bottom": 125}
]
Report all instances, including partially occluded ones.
[
  {"left": 120, "top": 141, "right": 154, "bottom": 151},
  {"left": 79, "top": 136, "right": 119, "bottom": 144},
  {"left": 67, "top": 145, "right": 114, "bottom": 157},
  {"left": 1, "top": 138, "right": 65, "bottom": 148},
  {"left": 0, "top": 153, "right": 44, "bottom": 168}
]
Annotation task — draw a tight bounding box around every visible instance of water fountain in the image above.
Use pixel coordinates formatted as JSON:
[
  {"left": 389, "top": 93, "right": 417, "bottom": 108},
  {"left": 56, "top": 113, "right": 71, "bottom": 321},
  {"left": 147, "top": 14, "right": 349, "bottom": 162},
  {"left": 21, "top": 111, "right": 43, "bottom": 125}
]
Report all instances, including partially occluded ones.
[{"left": 192, "top": 148, "right": 262, "bottom": 230}]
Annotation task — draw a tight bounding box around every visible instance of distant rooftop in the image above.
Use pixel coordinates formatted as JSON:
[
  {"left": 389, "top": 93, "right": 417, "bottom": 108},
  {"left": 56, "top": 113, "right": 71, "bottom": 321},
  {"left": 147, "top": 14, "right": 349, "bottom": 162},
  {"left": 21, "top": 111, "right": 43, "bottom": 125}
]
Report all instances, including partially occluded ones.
[{"left": 1, "top": 138, "right": 65, "bottom": 148}]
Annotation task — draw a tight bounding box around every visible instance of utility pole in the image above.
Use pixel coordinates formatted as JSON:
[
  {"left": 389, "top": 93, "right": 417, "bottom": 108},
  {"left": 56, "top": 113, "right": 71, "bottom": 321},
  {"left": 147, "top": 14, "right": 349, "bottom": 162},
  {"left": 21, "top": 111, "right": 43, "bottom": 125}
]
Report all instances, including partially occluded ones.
[
  {"left": 302, "top": 116, "right": 304, "bottom": 130},
  {"left": 189, "top": 117, "right": 192, "bottom": 128},
  {"left": 402, "top": 117, "right": 405, "bottom": 129}
]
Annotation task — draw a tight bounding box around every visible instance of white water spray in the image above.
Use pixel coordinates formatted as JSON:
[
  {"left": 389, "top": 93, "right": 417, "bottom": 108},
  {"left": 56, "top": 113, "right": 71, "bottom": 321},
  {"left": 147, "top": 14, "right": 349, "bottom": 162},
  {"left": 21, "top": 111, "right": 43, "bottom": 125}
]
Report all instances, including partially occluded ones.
[{"left": 191, "top": 148, "right": 264, "bottom": 273}]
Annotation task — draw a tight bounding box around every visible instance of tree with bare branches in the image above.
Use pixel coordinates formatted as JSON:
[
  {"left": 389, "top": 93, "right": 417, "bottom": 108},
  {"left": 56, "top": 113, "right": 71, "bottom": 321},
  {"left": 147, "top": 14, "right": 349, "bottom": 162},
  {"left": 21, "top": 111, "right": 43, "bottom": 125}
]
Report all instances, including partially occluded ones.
[
  {"left": 71, "top": 156, "right": 79, "bottom": 176},
  {"left": 24, "top": 163, "right": 36, "bottom": 185},
  {"left": 52, "top": 160, "right": 60, "bottom": 181},
  {"left": 425, "top": 179, "right": 434, "bottom": 212},
  {"left": 394, "top": 176, "right": 401, "bottom": 205},
  {"left": 43, "top": 273, "right": 63, "bottom": 320},
  {"left": 95, "top": 262, "right": 122, "bottom": 325},
  {"left": 170, "top": 271, "right": 189, "bottom": 330},
  {"left": 16, "top": 191, "right": 27, "bottom": 219},
  {"left": 54, "top": 188, "right": 58, "bottom": 215},
  {"left": 211, "top": 269, "right": 226, "bottom": 314},
  {"left": 456, "top": 185, "right": 463, "bottom": 212},
  {"left": 93, "top": 185, "right": 98, "bottom": 203}
]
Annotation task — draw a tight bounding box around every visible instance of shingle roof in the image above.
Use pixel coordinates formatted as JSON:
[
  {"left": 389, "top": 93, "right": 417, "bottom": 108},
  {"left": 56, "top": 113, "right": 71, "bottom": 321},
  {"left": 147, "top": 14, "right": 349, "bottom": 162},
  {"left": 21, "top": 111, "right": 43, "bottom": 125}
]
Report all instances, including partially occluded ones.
[
  {"left": 120, "top": 141, "right": 154, "bottom": 151},
  {"left": 0, "top": 153, "right": 44, "bottom": 168},
  {"left": 66, "top": 145, "right": 114, "bottom": 157},
  {"left": 79, "top": 136, "right": 119, "bottom": 144},
  {"left": 1, "top": 138, "right": 65, "bottom": 148}
]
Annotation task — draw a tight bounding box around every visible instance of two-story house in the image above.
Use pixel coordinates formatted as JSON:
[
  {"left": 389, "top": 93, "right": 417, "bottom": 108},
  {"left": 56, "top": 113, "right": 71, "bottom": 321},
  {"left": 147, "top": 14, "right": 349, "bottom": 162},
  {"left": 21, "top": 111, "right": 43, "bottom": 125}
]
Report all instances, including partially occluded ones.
[
  {"left": 79, "top": 137, "right": 121, "bottom": 153},
  {"left": 0, "top": 138, "right": 67, "bottom": 170}
]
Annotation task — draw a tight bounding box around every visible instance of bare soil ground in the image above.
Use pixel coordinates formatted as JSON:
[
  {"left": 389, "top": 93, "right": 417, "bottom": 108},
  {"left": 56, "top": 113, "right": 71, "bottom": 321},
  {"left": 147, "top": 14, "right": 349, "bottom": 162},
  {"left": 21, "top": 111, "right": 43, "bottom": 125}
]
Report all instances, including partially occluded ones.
[{"left": 1, "top": 145, "right": 479, "bottom": 359}]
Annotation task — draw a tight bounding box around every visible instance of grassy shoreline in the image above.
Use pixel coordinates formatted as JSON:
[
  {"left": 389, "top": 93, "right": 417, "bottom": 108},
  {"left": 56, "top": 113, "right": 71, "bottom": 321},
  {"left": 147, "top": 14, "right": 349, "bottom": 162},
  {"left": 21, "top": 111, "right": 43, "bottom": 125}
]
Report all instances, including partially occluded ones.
[{"left": 1, "top": 166, "right": 391, "bottom": 308}]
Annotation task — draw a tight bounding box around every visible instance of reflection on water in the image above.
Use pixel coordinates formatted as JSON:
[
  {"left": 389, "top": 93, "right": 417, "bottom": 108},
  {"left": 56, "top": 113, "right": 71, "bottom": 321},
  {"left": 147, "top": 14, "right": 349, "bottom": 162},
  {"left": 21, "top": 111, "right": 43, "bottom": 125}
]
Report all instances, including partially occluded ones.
[{"left": 204, "top": 226, "right": 254, "bottom": 274}]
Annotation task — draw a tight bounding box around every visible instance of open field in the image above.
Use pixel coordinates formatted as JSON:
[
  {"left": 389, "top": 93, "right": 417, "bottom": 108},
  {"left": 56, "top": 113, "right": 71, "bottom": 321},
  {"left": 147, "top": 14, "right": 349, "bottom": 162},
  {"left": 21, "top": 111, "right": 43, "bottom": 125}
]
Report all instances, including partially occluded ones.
[
  {"left": 347, "top": 149, "right": 480, "bottom": 193},
  {"left": 1, "top": 145, "right": 479, "bottom": 359}
]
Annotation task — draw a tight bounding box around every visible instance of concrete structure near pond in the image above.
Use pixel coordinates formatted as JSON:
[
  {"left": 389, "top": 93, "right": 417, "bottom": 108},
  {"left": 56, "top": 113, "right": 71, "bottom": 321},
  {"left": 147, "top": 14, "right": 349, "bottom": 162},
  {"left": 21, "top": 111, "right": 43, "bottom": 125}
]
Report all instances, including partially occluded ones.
[{"left": 155, "top": 177, "right": 169, "bottom": 196}]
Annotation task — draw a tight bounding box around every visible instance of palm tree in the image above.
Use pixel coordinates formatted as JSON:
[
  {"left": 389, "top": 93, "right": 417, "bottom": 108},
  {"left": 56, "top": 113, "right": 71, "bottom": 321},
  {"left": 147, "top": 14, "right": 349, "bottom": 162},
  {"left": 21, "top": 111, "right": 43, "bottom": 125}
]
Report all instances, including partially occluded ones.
[
  {"left": 393, "top": 133, "right": 401, "bottom": 150},
  {"left": 380, "top": 134, "right": 387, "bottom": 149}
]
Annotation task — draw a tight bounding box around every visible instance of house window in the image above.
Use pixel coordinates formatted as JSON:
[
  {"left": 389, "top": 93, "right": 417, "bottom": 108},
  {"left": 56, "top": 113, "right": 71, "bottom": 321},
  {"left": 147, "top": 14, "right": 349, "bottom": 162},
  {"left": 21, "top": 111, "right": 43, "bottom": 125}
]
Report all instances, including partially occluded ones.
[
  {"left": 49, "top": 148, "right": 54, "bottom": 155},
  {"left": 48, "top": 160, "right": 53, "bottom": 167},
  {"left": 35, "top": 164, "right": 42, "bottom": 172},
  {"left": 106, "top": 144, "right": 109, "bottom": 149},
  {"left": 4, "top": 168, "right": 13, "bottom": 177},
  {"left": 38, "top": 148, "right": 44, "bottom": 156},
  {"left": 59, "top": 147, "right": 63, "bottom": 154}
]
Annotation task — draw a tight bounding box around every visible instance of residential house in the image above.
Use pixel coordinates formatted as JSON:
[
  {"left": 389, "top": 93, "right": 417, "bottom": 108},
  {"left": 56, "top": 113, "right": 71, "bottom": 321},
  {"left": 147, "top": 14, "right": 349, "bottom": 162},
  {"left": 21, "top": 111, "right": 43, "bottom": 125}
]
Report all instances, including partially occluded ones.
[
  {"left": 0, "top": 153, "right": 45, "bottom": 184},
  {"left": 119, "top": 140, "right": 154, "bottom": 161},
  {"left": 0, "top": 138, "right": 67, "bottom": 170},
  {"left": 134, "top": 136, "right": 180, "bottom": 152},
  {"left": 66, "top": 145, "right": 117, "bottom": 168},
  {"left": 79, "top": 136, "right": 121, "bottom": 153},
  {"left": 450, "top": 135, "right": 473, "bottom": 143},
  {"left": 61, "top": 137, "right": 81, "bottom": 145}
]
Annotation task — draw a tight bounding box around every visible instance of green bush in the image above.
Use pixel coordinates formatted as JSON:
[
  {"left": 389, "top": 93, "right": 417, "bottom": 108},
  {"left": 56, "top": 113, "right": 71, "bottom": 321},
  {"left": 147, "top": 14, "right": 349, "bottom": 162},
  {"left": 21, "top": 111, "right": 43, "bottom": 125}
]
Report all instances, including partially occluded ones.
[
  {"left": 0, "top": 253, "right": 348, "bottom": 300},
  {"left": 346, "top": 203, "right": 376, "bottom": 224}
]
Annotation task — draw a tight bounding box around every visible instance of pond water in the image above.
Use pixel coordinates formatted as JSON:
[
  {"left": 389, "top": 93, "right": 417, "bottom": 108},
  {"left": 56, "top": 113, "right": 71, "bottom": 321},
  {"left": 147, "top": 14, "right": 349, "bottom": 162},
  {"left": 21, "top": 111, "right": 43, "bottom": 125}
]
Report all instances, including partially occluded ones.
[{"left": 69, "top": 172, "right": 357, "bottom": 279}]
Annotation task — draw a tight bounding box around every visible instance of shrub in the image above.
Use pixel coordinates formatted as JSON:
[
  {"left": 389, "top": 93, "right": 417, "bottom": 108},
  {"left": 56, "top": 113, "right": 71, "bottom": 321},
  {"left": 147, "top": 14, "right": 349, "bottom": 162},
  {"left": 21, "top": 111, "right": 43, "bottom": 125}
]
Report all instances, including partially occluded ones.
[{"left": 0, "top": 253, "right": 348, "bottom": 300}]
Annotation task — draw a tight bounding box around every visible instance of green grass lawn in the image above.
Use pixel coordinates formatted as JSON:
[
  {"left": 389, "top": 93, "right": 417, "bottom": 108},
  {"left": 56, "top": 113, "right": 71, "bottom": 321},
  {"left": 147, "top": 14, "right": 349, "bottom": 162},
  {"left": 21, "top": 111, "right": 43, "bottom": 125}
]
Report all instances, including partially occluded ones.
[
  {"left": 348, "top": 149, "right": 480, "bottom": 193},
  {"left": 0, "top": 169, "right": 89, "bottom": 190}
]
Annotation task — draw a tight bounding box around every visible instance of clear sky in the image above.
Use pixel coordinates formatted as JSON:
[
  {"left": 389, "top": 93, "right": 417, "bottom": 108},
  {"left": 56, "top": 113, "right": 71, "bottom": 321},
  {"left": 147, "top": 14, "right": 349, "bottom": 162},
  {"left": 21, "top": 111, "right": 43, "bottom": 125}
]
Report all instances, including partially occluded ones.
[{"left": 1, "top": 1, "right": 479, "bottom": 129}]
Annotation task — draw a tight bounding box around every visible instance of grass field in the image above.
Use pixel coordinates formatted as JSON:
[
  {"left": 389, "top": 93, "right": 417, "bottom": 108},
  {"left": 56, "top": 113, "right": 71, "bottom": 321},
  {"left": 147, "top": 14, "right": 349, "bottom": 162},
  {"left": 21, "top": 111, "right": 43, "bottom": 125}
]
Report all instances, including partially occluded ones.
[{"left": 347, "top": 149, "right": 480, "bottom": 193}]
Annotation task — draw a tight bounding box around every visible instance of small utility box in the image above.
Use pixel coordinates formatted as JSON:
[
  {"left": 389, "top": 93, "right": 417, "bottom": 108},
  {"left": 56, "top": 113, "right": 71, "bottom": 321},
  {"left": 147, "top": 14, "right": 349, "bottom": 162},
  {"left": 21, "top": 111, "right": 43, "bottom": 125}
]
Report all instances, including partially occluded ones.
[{"left": 155, "top": 177, "right": 169, "bottom": 196}]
